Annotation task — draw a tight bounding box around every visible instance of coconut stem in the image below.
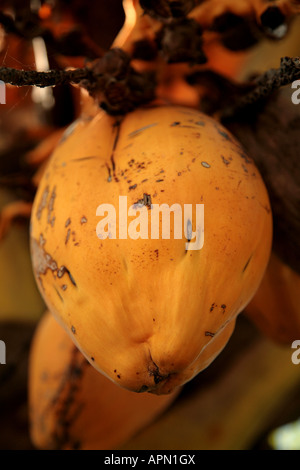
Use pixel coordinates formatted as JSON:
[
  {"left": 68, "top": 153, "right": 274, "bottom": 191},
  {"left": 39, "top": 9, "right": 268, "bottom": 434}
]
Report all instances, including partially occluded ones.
[
  {"left": 221, "top": 56, "right": 300, "bottom": 121},
  {"left": 0, "top": 67, "right": 89, "bottom": 88}
]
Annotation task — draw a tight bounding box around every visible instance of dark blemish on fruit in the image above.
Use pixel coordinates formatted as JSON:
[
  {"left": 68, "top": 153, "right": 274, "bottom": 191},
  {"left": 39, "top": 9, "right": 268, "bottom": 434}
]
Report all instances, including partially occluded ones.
[
  {"left": 141, "top": 179, "right": 148, "bottom": 183},
  {"left": 221, "top": 155, "right": 230, "bottom": 166},
  {"left": 178, "top": 172, "right": 182, "bottom": 176},
  {"left": 128, "top": 159, "right": 135, "bottom": 167},
  {"left": 221, "top": 304, "right": 226, "bottom": 314},
  {"left": 65, "top": 229, "right": 71, "bottom": 245},
  {"left": 57, "top": 266, "right": 77, "bottom": 287},
  {"left": 134, "top": 193, "right": 152, "bottom": 210},
  {"left": 54, "top": 286, "right": 64, "bottom": 302},
  {"left": 148, "top": 360, "right": 168, "bottom": 385},
  {"left": 242, "top": 164, "right": 248, "bottom": 173},
  {"left": 57, "top": 266, "right": 66, "bottom": 278},
  {"left": 71, "top": 325, "right": 76, "bottom": 334},
  {"left": 215, "top": 187, "right": 219, "bottom": 190},
  {"left": 136, "top": 162, "right": 146, "bottom": 170},
  {"left": 210, "top": 303, "right": 216, "bottom": 312},
  {"left": 65, "top": 218, "right": 71, "bottom": 228},
  {"left": 154, "top": 249, "right": 159, "bottom": 259},
  {"left": 129, "top": 184, "right": 137, "bottom": 190},
  {"left": 80, "top": 216, "right": 87, "bottom": 224},
  {"left": 196, "top": 121, "right": 205, "bottom": 126},
  {"left": 153, "top": 318, "right": 156, "bottom": 322},
  {"left": 106, "top": 163, "right": 112, "bottom": 182},
  {"left": 114, "top": 369, "right": 117, "bottom": 373},
  {"left": 171, "top": 121, "right": 181, "bottom": 126},
  {"left": 61, "top": 284, "right": 67, "bottom": 291},
  {"left": 201, "top": 161, "right": 210, "bottom": 168},
  {"left": 214, "top": 124, "right": 232, "bottom": 141},
  {"left": 111, "top": 155, "right": 119, "bottom": 182},
  {"left": 156, "top": 179, "right": 164, "bottom": 183},
  {"left": 109, "top": 121, "right": 121, "bottom": 182},
  {"left": 36, "top": 185, "right": 49, "bottom": 220},
  {"left": 242, "top": 255, "right": 252, "bottom": 273},
  {"left": 117, "top": 374, "right": 121, "bottom": 379},
  {"left": 31, "top": 238, "right": 58, "bottom": 276},
  {"left": 39, "top": 233, "right": 46, "bottom": 246},
  {"left": 47, "top": 186, "right": 56, "bottom": 227},
  {"left": 138, "top": 385, "right": 149, "bottom": 393},
  {"left": 185, "top": 220, "right": 193, "bottom": 254},
  {"left": 70, "top": 156, "right": 97, "bottom": 162},
  {"left": 186, "top": 219, "right": 192, "bottom": 242},
  {"left": 238, "top": 151, "right": 252, "bottom": 165},
  {"left": 192, "top": 132, "right": 201, "bottom": 139},
  {"left": 122, "top": 143, "right": 133, "bottom": 151},
  {"left": 128, "top": 123, "right": 157, "bottom": 138},
  {"left": 91, "top": 357, "right": 95, "bottom": 362},
  {"left": 205, "top": 331, "right": 215, "bottom": 337}
]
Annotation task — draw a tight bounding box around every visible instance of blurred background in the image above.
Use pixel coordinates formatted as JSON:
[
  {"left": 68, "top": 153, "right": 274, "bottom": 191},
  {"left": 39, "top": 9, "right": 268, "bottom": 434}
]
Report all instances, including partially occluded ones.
[{"left": 0, "top": 0, "right": 300, "bottom": 450}]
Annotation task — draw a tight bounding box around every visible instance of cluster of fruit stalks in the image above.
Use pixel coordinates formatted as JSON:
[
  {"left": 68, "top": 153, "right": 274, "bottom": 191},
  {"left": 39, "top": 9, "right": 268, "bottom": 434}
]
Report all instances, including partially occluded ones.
[{"left": 0, "top": 0, "right": 300, "bottom": 116}]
